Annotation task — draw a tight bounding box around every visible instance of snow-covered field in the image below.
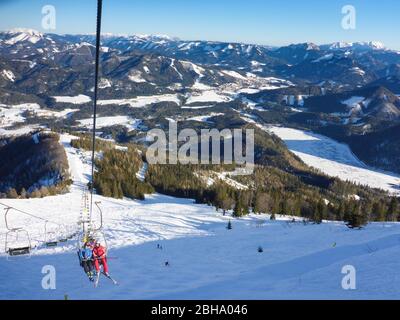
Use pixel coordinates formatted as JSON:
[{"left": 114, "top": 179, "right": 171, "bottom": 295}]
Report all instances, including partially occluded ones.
[
  {"left": 268, "top": 126, "right": 400, "bottom": 195},
  {"left": 0, "top": 103, "right": 77, "bottom": 136},
  {"left": 78, "top": 116, "right": 142, "bottom": 130},
  {"left": 186, "top": 90, "right": 232, "bottom": 104},
  {"left": 1, "top": 134, "right": 400, "bottom": 300},
  {"left": 52, "top": 95, "right": 92, "bottom": 104},
  {"left": 0, "top": 103, "right": 40, "bottom": 127},
  {"left": 35, "top": 108, "right": 79, "bottom": 119},
  {"left": 98, "top": 94, "right": 181, "bottom": 108}
]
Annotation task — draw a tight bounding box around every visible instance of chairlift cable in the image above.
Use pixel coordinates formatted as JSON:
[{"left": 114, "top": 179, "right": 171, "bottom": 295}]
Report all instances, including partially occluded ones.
[
  {"left": 0, "top": 201, "right": 64, "bottom": 227},
  {"left": 89, "top": 0, "right": 103, "bottom": 221}
]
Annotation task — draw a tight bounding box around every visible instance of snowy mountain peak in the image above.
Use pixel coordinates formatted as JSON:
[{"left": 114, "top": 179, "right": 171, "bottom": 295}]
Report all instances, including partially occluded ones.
[
  {"left": 4, "top": 28, "right": 44, "bottom": 45},
  {"left": 131, "top": 34, "right": 177, "bottom": 42},
  {"left": 367, "top": 41, "right": 386, "bottom": 50},
  {"left": 326, "top": 41, "right": 386, "bottom": 51},
  {"left": 305, "top": 42, "right": 320, "bottom": 51},
  {"left": 287, "top": 42, "right": 320, "bottom": 51}
]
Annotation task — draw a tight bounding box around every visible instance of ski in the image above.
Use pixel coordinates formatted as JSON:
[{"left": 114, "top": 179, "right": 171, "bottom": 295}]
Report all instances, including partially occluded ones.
[
  {"left": 101, "top": 272, "right": 118, "bottom": 285},
  {"left": 94, "top": 272, "right": 100, "bottom": 288}
]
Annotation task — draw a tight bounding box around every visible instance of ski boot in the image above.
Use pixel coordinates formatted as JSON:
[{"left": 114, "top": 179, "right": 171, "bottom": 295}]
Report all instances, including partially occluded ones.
[{"left": 87, "top": 272, "right": 94, "bottom": 282}]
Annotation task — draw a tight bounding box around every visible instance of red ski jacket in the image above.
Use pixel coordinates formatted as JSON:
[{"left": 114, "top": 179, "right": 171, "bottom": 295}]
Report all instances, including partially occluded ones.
[{"left": 93, "top": 245, "right": 106, "bottom": 258}]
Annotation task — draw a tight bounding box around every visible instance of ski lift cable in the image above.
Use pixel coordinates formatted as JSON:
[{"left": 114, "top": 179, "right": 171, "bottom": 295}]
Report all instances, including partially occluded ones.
[
  {"left": 0, "top": 201, "right": 64, "bottom": 228},
  {"left": 89, "top": 0, "right": 103, "bottom": 221}
]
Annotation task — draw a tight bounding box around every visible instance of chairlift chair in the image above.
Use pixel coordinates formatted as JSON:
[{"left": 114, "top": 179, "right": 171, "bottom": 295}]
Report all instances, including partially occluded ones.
[
  {"left": 5, "top": 228, "right": 31, "bottom": 256},
  {"left": 4, "top": 207, "right": 32, "bottom": 257},
  {"left": 67, "top": 225, "right": 77, "bottom": 240},
  {"left": 44, "top": 221, "right": 59, "bottom": 247},
  {"left": 58, "top": 225, "right": 69, "bottom": 242}
]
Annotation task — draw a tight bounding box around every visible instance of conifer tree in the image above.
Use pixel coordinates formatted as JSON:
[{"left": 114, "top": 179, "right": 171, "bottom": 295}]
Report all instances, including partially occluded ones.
[
  {"left": 345, "top": 202, "right": 368, "bottom": 229},
  {"left": 6, "top": 188, "right": 18, "bottom": 199},
  {"left": 20, "top": 188, "right": 27, "bottom": 199},
  {"left": 388, "top": 198, "right": 398, "bottom": 221},
  {"left": 372, "top": 201, "right": 386, "bottom": 221}
]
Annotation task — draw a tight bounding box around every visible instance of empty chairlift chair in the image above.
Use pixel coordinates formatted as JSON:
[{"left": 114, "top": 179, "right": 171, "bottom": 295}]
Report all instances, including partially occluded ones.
[
  {"left": 4, "top": 207, "right": 32, "bottom": 256},
  {"left": 44, "top": 221, "right": 59, "bottom": 247},
  {"left": 58, "top": 225, "right": 69, "bottom": 243}
]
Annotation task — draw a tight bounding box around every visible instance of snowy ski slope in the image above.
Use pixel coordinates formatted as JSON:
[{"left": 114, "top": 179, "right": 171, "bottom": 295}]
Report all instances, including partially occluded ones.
[{"left": 0, "top": 134, "right": 400, "bottom": 299}]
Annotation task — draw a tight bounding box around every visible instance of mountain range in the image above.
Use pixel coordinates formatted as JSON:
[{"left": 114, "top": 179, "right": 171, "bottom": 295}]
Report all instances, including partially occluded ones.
[{"left": 1, "top": 28, "right": 400, "bottom": 174}]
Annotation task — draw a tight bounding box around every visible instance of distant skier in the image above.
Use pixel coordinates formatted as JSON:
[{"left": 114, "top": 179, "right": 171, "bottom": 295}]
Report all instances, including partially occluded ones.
[
  {"left": 93, "top": 241, "right": 109, "bottom": 276},
  {"left": 78, "top": 242, "right": 95, "bottom": 281}
]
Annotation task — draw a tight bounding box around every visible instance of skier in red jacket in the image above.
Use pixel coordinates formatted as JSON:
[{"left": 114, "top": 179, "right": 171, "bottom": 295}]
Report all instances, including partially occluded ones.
[{"left": 92, "top": 241, "right": 109, "bottom": 275}]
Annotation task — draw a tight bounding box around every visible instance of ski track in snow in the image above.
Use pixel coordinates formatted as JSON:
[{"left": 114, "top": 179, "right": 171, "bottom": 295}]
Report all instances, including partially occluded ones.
[{"left": 1, "top": 134, "right": 400, "bottom": 299}]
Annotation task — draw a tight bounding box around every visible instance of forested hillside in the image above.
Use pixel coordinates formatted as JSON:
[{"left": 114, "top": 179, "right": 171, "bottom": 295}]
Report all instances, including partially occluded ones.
[{"left": 0, "top": 132, "right": 71, "bottom": 198}]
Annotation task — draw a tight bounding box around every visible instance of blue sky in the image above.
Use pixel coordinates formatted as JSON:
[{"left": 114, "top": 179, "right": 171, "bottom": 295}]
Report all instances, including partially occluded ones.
[{"left": 0, "top": 0, "right": 399, "bottom": 49}]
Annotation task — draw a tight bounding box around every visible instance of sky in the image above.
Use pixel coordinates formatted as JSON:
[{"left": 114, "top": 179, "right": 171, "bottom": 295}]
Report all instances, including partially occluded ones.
[{"left": 0, "top": 0, "right": 399, "bottom": 49}]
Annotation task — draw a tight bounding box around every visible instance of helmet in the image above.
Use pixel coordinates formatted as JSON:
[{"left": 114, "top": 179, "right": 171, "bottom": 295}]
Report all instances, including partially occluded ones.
[{"left": 84, "top": 241, "right": 92, "bottom": 247}]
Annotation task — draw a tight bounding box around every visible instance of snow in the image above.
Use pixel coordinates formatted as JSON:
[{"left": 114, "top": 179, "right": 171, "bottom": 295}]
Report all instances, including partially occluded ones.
[
  {"left": 143, "top": 66, "right": 150, "bottom": 74},
  {"left": 257, "top": 77, "right": 293, "bottom": 90},
  {"left": 186, "top": 113, "right": 224, "bottom": 123},
  {"left": 268, "top": 126, "right": 400, "bottom": 195},
  {"left": 0, "top": 103, "right": 41, "bottom": 128},
  {"left": 209, "top": 171, "right": 248, "bottom": 190},
  {"left": 191, "top": 81, "right": 213, "bottom": 91},
  {"left": 221, "top": 70, "right": 247, "bottom": 81},
  {"left": 136, "top": 162, "right": 148, "bottom": 182},
  {"left": 181, "top": 61, "right": 205, "bottom": 76},
  {"left": 186, "top": 91, "right": 231, "bottom": 104},
  {"left": 52, "top": 95, "right": 92, "bottom": 104},
  {"left": 251, "top": 60, "right": 265, "bottom": 67},
  {"left": 342, "top": 96, "right": 365, "bottom": 107},
  {"left": 238, "top": 88, "right": 260, "bottom": 94},
  {"left": 312, "top": 54, "right": 334, "bottom": 63},
  {"left": 1, "top": 133, "right": 400, "bottom": 299},
  {"left": 337, "top": 96, "right": 367, "bottom": 120},
  {"left": 2, "top": 70, "right": 16, "bottom": 82},
  {"left": 290, "top": 107, "right": 304, "bottom": 112},
  {"left": 78, "top": 116, "right": 142, "bottom": 131},
  {"left": 98, "top": 94, "right": 181, "bottom": 108},
  {"left": 170, "top": 59, "right": 183, "bottom": 80},
  {"left": 181, "top": 105, "right": 215, "bottom": 110},
  {"left": 5, "top": 28, "right": 44, "bottom": 45},
  {"left": 350, "top": 67, "right": 366, "bottom": 76},
  {"left": 0, "top": 125, "right": 40, "bottom": 137},
  {"left": 128, "top": 71, "right": 146, "bottom": 83},
  {"left": 98, "top": 78, "right": 112, "bottom": 89},
  {"left": 0, "top": 104, "right": 78, "bottom": 132},
  {"left": 35, "top": 108, "right": 79, "bottom": 119},
  {"left": 327, "top": 41, "right": 386, "bottom": 51}
]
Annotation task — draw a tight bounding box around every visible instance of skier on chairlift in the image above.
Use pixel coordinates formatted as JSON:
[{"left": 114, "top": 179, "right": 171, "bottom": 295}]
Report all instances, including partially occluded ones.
[
  {"left": 78, "top": 242, "right": 95, "bottom": 281},
  {"left": 93, "top": 241, "right": 109, "bottom": 276}
]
